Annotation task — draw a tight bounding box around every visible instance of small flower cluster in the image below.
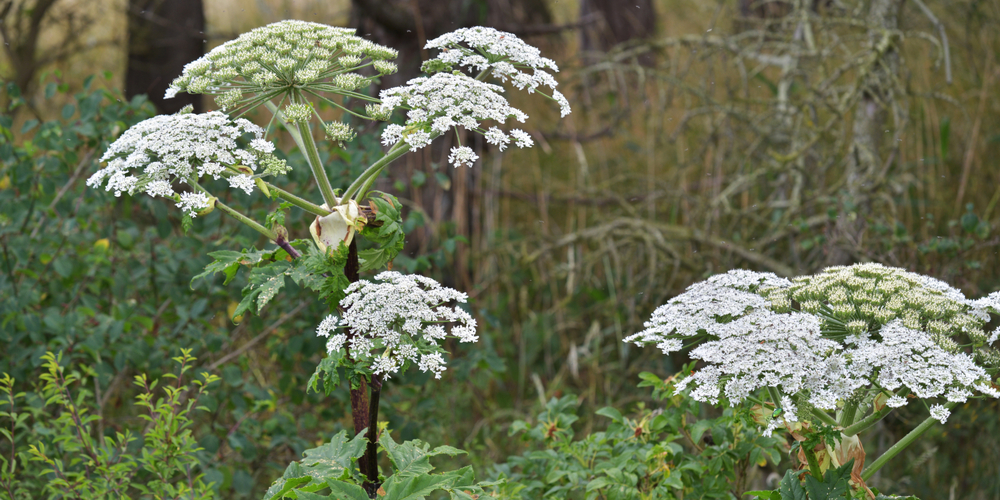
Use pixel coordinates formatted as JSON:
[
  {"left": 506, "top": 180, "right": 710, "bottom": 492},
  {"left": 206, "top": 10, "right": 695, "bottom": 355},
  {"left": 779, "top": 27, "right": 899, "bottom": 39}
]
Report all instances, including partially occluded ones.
[
  {"left": 421, "top": 26, "right": 571, "bottom": 117},
  {"left": 316, "top": 272, "right": 478, "bottom": 379},
  {"left": 165, "top": 20, "right": 397, "bottom": 111},
  {"left": 377, "top": 73, "right": 534, "bottom": 167},
  {"left": 627, "top": 264, "right": 1000, "bottom": 427},
  {"left": 87, "top": 110, "right": 284, "bottom": 215}
]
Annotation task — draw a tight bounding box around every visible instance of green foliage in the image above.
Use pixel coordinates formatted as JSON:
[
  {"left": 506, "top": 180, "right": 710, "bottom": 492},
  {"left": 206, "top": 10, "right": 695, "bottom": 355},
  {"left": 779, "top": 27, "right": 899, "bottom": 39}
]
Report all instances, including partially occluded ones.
[
  {"left": 263, "top": 430, "right": 493, "bottom": 500},
  {"left": 358, "top": 192, "right": 405, "bottom": 272},
  {"left": 491, "top": 372, "right": 784, "bottom": 499},
  {"left": 0, "top": 349, "right": 219, "bottom": 499}
]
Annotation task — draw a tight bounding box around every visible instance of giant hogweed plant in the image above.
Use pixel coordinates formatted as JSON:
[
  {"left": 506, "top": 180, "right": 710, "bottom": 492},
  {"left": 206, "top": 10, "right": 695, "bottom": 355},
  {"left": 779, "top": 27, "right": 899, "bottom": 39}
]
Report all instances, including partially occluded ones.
[
  {"left": 86, "top": 21, "right": 570, "bottom": 498},
  {"left": 625, "top": 264, "right": 1000, "bottom": 497}
]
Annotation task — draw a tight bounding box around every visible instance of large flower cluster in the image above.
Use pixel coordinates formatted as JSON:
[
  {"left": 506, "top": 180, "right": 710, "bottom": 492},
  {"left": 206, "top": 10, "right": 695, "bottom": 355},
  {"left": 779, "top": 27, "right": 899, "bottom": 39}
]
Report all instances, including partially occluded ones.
[
  {"left": 87, "top": 110, "right": 284, "bottom": 215},
  {"left": 378, "top": 73, "right": 534, "bottom": 167},
  {"left": 421, "top": 26, "right": 571, "bottom": 117},
  {"left": 316, "top": 271, "right": 478, "bottom": 379},
  {"left": 165, "top": 20, "right": 397, "bottom": 111},
  {"left": 626, "top": 264, "right": 1000, "bottom": 424}
]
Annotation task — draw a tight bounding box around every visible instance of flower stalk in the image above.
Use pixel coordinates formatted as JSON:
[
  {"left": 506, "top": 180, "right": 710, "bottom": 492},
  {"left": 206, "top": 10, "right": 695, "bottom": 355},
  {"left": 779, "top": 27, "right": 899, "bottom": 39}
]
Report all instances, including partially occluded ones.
[{"left": 861, "top": 402, "right": 958, "bottom": 481}]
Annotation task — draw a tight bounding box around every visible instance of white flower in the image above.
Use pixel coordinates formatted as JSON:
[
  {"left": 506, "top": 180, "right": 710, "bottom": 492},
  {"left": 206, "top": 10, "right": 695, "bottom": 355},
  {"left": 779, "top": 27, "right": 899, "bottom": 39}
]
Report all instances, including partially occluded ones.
[
  {"left": 628, "top": 264, "right": 1000, "bottom": 423},
  {"left": 318, "top": 271, "right": 477, "bottom": 379},
  {"left": 885, "top": 395, "right": 908, "bottom": 408},
  {"left": 510, "top": 129, "right": 533, "bottom": 148},
  {"left": 88, "top": 110, "right": 279, "bottom": 202},
  {"left": 378, "top": 73, "right": 528, "bottom": 153},
  {"left": 418, "top": 353, "right": 447, "bottom": 379},
  {"left": 421, "top": 27, "right": 571, "bottom": 116},
  {"left": 448, "top": 146, "right": 478, "bottom": 168},
  {"left": 929, "top": 404, "right": 951, "bottom": 423},
  {"left": 317, "top": 315, "right": 340, "bottom": 337},
  {"left": 552, "top": 89, "right": 572, "bottom": 117},
  {"left": 228, "top": 174, "right": 256, "bottom": 195},
  {"left": 176, "top": 192, "right": 213, "bottom": 217},
  {"left": 326, "top": 334, "right": 347, "bottom": 355}
]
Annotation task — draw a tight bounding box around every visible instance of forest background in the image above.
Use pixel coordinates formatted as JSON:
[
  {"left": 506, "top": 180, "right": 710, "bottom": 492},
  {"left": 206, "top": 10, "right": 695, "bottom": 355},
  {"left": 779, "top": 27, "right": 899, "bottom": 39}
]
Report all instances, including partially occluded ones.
[{"left": 2, "top": 0, "right": 999, "bottom": 498}]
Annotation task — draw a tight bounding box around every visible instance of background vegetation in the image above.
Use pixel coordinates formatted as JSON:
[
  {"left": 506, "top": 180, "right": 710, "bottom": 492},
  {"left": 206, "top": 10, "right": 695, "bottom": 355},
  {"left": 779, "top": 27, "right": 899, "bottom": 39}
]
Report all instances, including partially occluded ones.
[{"left": 2, "top": 0, "right": 999, "bottom": 498}]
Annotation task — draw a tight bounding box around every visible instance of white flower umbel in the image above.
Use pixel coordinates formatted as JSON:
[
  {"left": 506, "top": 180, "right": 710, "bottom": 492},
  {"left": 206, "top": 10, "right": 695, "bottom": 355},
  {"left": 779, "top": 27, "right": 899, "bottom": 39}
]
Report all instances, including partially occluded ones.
[
  {"left": 378, "top": 72, "right": 532, "bottom": 154},
  {"left": 846, "top": 320, "right": 991, "bottom": 402},
  {"left": 316, "top": 271, "right": 478, "bottom": 379},
  {"left": 629, "top": 263, "right": 1000, "bottom": 430},
  {"left": 678, "top": 310, "right": 857, "bottom": 409},
  {"left": 165, "top": 20, "right": 397, "bottom": 112},
  {"left": 624, "top": 269, "right": 792, "bottom": 354},
  {"left": 87, "top": 110, "right": 283, "bottom": 213},
  {"left": 421, "top": 26, "right": 571, "bottom": 117}
]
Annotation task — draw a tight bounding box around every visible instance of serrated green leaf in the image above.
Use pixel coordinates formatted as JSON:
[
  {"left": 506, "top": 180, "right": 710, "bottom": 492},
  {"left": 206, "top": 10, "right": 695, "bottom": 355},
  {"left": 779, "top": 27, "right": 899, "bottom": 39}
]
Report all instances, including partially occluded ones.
[
  {"left": 190, "top": 250, "right": 244, "bottom": 288},
  {"left": 298, "top": 429, "right": 369, "bottom": 481},
  {"left": 381, "top": 467, "right": 471, "bottom": 500},
  {"left": 262, "top": 476, "right": 312, "bottom": 500},
  {"left": 381, "top": 433, "right": 466, "bottom": 479},
  {"left": 359, "top": 192, "right": 405, "bottom": 272},
  {"left": 319, "top": 480, "right": 370, "bottom": 500},
  {"left": 804, "top": 459, "right": 852, "bottom": 500},
  {"left": 744, "top": 491, "right": 780, "bottom": 500},
  {"left": 779, "top": 470, "right": 807, "bottom": 500}
]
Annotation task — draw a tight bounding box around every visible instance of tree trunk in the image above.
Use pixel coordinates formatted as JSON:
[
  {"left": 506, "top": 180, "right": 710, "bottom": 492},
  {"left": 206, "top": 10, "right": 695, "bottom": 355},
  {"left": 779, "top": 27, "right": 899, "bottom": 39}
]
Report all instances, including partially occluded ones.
[
  {"left": 828, "top": 0, "right": 903, "bottom": 265},
  {"left": 579, "top": 0, "right": 656, "bottom": 55},
  {"left": 125, "top": 0, "right": 205, "bottom": 114}
]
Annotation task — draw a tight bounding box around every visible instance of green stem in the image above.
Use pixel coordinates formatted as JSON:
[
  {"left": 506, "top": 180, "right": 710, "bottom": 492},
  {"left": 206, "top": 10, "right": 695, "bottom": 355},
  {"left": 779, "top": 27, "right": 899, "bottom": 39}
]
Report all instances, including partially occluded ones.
[
  {"left": 296, "top": 116, "right": 338, "bottom": 207},
  {"left": 264, "top": 99, "right": 338, "bottom": 207},
  {"left": 803, "top": 445, "right": 823, "bottom": 479},
  {"left": 341, "top": 66, "right": 495, "bottom": 204},
  {"left": 840, "top": 398, "right": 859, "bottom": 427},
  {"left": 860, "top": 402, "right": 957, "bottom": 481},
  {"left": 341, "top": 141, "right": 411, "bottom": 201},
  {"left": 766, "top": 386, "right": 783, "bottom": 409},
  {"left": 811, "top": 406, "right": 840, "bottom": 427},
  {"left": 264, "top": 181, "right": 332, "bottom": 217},
  {"left": 214, "top": 199, "right": 277, "bottom": 240},
  {"left": 842, "top": 389, "right": 909, "bottom": 437},
  {"left": 188, "top": 179, "right": 276, "bottom": 240}
]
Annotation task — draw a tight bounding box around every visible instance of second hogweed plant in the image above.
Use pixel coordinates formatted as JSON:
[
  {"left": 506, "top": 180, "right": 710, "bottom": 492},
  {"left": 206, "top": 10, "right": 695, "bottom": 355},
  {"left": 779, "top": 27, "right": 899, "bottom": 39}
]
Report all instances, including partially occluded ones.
[
  {"left": 626, "top": 263, "right": 1000, "bottom": 497},
  {"left": 87, "top": 20, "right": 570, "bottom": 499}
]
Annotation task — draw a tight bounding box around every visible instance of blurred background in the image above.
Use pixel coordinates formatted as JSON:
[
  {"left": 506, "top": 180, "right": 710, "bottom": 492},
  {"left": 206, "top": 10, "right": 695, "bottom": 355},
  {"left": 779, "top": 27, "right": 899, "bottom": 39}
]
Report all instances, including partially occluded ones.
[{"left": 2, "top": 0, "right": 999, "bottom": 498}]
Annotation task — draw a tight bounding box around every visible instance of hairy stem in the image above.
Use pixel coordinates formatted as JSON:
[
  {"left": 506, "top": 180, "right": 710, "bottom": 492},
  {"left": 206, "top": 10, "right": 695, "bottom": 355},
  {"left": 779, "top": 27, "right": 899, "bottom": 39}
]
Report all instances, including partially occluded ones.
[
  {"left": 213, "top": 199, "right": 277, "bottom": 240},
  {"left": 364, "top": 374, "right": 383, "bottom": 497},
  {"left": 264, "top": 181, "right": 332, "bottom": 217},
  {"left": 803, "top": 445, "right": 823, "bottom": 479},
  {"left": 341, "top": 141, "right": 411, "bottom": 202},
  {"left": 843, "top": 389, "right": 908, "bottom": 437},
  {"left": 861, "top": 402, "right": 957, "bottom": 481},
  {"left": 296, "top": 116, "right": 338, "bottom": 208}
]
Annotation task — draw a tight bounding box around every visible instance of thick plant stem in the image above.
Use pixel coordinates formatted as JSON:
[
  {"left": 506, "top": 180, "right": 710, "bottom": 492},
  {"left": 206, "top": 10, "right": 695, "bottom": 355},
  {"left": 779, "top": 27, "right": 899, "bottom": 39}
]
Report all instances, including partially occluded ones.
[
  {"left": 296, "top": 118, "right": 338, "bottom": 208},
  {"left": 214, "top": 199, "right": 277, "bottom": 240},
  {"left": 803, "top": 445, "right": 823, "bottom": 479},
  {"left": 274, "top": 233, "right": 301, "bottom": 259},
  {"left": 861, "top": 402, "right": 956, "bottom": 481},
  {"left": 840, "top": 398, "right": 859, "bottom": 427},
  {"left": 341, "top": 141, "right": 411, "bottom": 201},
  {"left": 264, "top": 182, "right": 332, "bottom": 217},
  {"left": 341, "top": 239, "right": 381, "bottom": 496},
  {"left": 843, "top": 389, "right": 908, "bottom": 437},
  {"left": 364, "top": 374, "right": 383, "bottom": 497}
]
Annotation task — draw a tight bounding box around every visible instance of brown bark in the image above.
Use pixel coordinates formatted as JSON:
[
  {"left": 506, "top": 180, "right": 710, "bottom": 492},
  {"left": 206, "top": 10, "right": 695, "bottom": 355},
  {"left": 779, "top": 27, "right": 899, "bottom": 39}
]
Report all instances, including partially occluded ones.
[
  {"left": 126, "top": 0, "right": 205, "bottom": 113},
  {"left": 579, "top": 0, "right": 656, "bottom": 53},
  {"left": 828, "top": 0, "right": 903, "bottom": 265}
]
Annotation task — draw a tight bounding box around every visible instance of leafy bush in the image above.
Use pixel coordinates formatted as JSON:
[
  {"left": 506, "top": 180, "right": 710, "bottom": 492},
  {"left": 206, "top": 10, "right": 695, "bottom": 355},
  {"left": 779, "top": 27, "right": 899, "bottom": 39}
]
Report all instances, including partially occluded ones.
[
  {"left": 1, "top": 349, "right": 219, "bottom": 499},
  {"left": 492, "top": 370, "right": 784, "bottom": 499}
]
